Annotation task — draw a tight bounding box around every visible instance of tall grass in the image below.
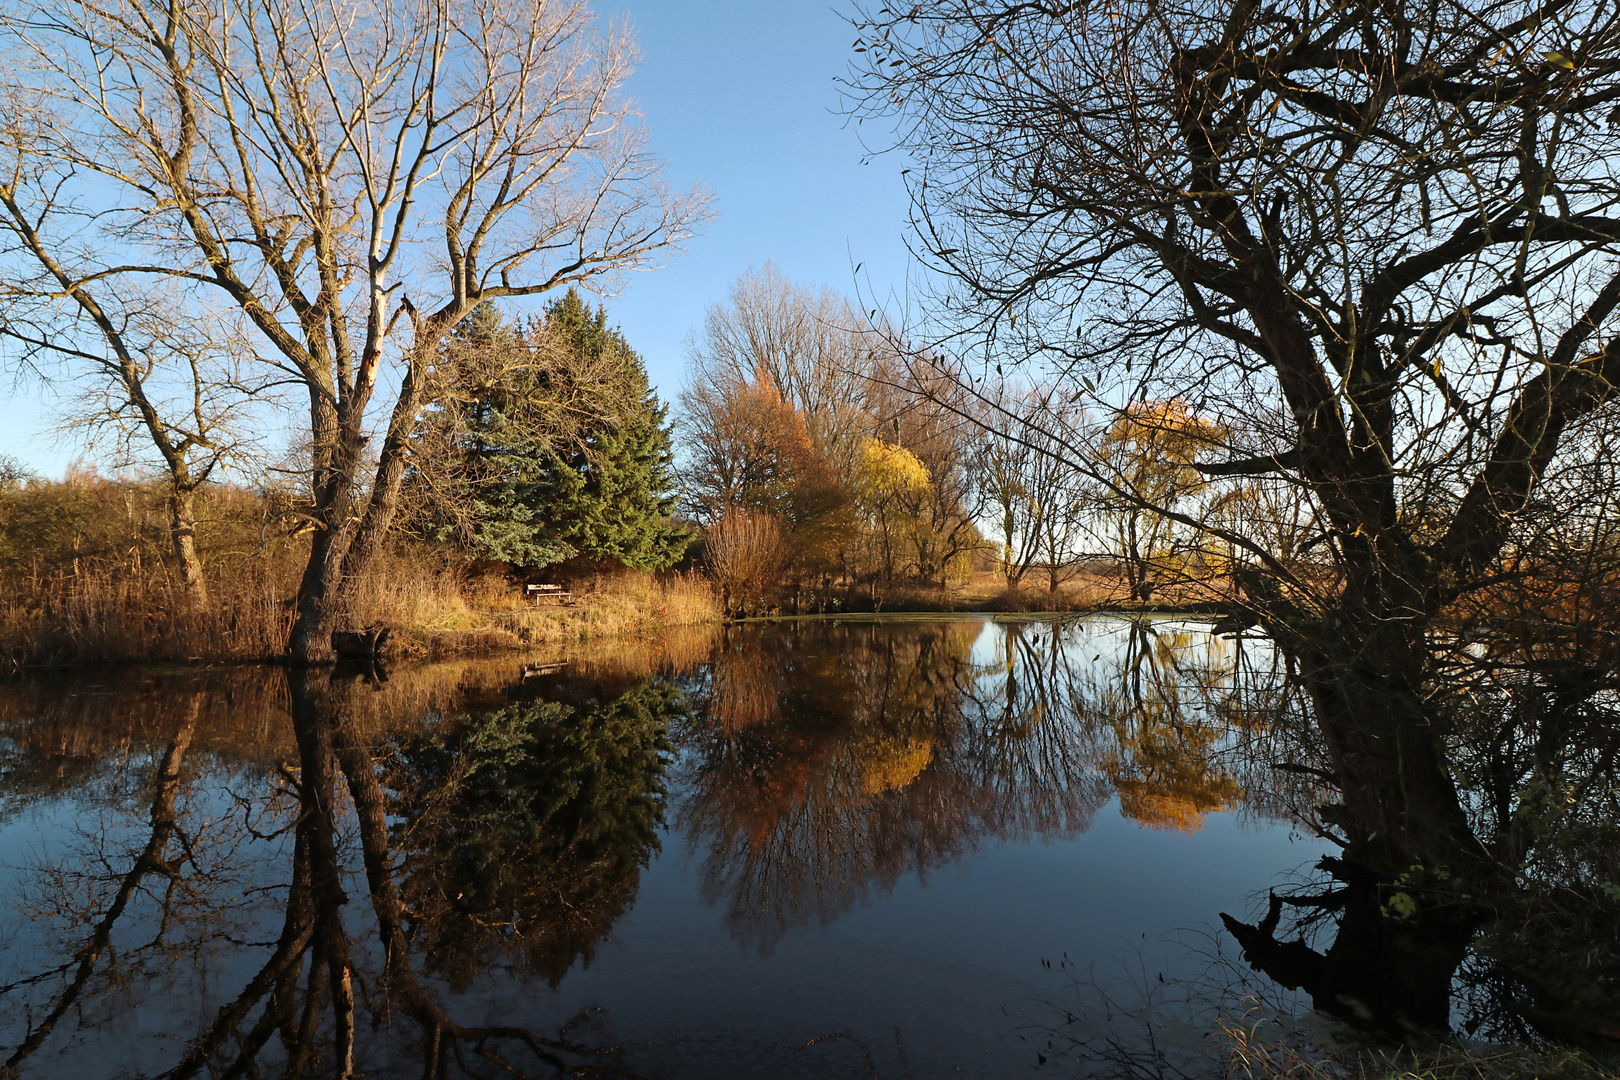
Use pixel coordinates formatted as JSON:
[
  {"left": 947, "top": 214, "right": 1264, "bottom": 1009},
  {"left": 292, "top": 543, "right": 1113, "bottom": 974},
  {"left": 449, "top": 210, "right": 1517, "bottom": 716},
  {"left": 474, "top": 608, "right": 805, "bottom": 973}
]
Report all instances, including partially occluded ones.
[
  {"left": 2, "top": 556, "right": 723, "bottom": 667},
  {"left": 0, "top": 563, "right": 301, "bottom": 666},
  {"left": 496, "top": 571, "right": 721, "bottom": 647},
  {"left": 0, "top": 473, "right": 721, "bottom": 667},
  {"left": 1217, "top": 1010, "right": 1616, "bottom": 1080}
]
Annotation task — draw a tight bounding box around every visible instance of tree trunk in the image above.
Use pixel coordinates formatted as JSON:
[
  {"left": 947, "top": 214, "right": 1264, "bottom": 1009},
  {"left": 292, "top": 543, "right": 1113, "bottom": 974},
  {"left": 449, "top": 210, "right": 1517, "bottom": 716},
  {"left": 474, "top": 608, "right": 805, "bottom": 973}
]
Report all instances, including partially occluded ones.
[
  {"left": 287, "top": 355, "right": 425, "bottom": 665},
  {"left": 288, "top": 524, "right": 352, "bottom": 665},
  {"left": 167, "top": 486, "right": 208, "bottom": 607},
  {"left": 1295, "top": 623, "right": 1483, "bottom": 873},
  {"left": 1123, "top": 516, "right": 1150, "bottom": 602},
  {"left": 1220, "top": 860, "right": 1478, "bottom": 1034}
]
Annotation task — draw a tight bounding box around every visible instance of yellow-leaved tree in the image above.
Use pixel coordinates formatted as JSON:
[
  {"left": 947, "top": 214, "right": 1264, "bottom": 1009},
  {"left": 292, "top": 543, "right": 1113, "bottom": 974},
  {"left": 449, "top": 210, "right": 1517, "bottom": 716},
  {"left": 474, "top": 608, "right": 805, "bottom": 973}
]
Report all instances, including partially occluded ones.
[
  {"left": 852, "top": 439, "right": 932, "bottom": 583},
  {"left": 1097, "top": 401, "right": 1226, "bottom": 603}
]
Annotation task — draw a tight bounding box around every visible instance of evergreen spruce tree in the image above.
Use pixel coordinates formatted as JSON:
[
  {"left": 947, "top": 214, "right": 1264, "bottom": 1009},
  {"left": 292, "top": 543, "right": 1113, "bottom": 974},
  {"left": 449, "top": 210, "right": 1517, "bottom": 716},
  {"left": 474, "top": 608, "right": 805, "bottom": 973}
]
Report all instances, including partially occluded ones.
[
  {"left": 527, "top": 290, "right": 689, "bottom": 570},
  {"left": 407, "top": 293, "right": 688, "bottom": 570},
  {"left": 411, "top": 303, "right": 575, "bottom": 567}
]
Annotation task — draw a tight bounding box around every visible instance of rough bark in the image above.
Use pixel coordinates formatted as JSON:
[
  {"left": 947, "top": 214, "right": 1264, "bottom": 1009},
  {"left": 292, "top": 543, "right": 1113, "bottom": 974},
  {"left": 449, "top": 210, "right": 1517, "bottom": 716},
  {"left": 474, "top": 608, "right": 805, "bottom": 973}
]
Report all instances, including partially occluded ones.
[
  {"left": 167, "top": 486, "right": 207, "bottom": 607},
  {"left": 1298, "top": 638, "right": 1480, "bottom": 872}
]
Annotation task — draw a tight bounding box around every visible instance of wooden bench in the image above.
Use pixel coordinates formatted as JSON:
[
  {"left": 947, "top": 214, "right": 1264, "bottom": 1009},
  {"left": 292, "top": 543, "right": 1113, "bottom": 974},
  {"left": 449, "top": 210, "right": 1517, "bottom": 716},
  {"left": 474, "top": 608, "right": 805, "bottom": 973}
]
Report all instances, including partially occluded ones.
[{"left": 524, "top": 583, "right": 573, "bottom": 605}]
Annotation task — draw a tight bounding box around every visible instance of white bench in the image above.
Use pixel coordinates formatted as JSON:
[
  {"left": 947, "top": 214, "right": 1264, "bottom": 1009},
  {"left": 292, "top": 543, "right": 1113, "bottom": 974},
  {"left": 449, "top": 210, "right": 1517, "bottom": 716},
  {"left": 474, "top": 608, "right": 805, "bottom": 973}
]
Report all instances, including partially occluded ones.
[{"left": 524, "top": 583, "right": 573, "bottom": 604}]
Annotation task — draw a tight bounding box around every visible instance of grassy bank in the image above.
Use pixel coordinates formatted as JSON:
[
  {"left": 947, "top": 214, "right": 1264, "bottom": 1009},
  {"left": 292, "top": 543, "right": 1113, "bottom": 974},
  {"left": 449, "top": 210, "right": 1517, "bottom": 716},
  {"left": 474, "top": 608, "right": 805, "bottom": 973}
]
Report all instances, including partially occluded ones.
[
  {"left": 1220, "top": 1029, "right": 1616, "bottom": 1080},
  {"left": 0, "top": 471, "right": 1219, "bottom": 668},
  {"left": 765, "top": 572, "right": 1223, "bottom": 617},
  {"left": 0, "top": 562, "right": 721, "bottom": 668},
  {"left": 0, "top": 471, "right": 721, "bottom": 667},
  {"left": 0, "top": 557, "right": 1201, "bottom": 668}
]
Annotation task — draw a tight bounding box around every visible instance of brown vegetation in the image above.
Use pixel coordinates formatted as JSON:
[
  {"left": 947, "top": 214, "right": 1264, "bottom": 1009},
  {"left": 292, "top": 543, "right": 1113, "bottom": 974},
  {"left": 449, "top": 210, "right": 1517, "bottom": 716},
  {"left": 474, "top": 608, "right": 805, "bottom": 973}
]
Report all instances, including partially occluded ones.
[
  {"left": 1217, "top": 1010, "right": 1616, "bottom": 1080},
  {"left": 678, "top": 267, "right": 992, "bottom": 611},
  {"left": 705, "top": 507, "right": 789, "bottom": 618},
  {"left": 0, "top": 473, "right": 719, "bottom": 667}
]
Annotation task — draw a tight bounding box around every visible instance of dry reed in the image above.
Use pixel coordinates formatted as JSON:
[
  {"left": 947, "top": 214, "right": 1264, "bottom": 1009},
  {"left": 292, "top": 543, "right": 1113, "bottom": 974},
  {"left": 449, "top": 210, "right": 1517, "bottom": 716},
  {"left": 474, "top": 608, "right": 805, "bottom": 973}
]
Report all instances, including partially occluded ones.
[
  {"left": 1, "top": 561, "right": 723, "bottom": 667},
  {"left": 496, "top": 571, "right": 722, "bottom": 647},
  {"left": 0, "top": 563, "right": 298, "bottom": 666},
  {"left": 1216, "top": 1007, "right": 1617, "bottom": 1080}
]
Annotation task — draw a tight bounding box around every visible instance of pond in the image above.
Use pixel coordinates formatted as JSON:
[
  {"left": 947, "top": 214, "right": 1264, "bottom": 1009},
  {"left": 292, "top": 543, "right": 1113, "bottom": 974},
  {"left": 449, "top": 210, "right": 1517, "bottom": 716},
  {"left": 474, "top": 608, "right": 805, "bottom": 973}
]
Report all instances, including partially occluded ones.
[{"left": 0, "top": 616, "right": 1528, "bottom": 1077}]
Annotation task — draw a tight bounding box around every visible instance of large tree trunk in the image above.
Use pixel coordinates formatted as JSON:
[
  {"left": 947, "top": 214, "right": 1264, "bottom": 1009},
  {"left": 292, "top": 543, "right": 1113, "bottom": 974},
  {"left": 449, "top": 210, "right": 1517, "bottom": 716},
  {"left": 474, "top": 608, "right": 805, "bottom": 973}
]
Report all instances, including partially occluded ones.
[
  {"left": 288, "top": 523, "right": 353, "bottom": 665},
  {"left": 286, "top": 360, "right": 425, "bottom": 665},
  {"left": 1220, "top": 859, "right": 1479, "bottom": 1034},
  {"left": 167, "top": 486, "right": 208, "bottom": 607},
  {"left": 1295, "top": 619, "right": 1483, "bottom": 874}
]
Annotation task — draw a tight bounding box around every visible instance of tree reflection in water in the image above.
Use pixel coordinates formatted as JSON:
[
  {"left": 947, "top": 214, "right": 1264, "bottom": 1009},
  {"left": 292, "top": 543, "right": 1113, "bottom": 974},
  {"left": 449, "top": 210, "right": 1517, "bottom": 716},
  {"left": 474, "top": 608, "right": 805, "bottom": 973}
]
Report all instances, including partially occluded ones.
[
  {"left": 674, "top": 618, "right": 1285, "bottom": 952},
  {"left": 0, "top": 663, "right": 667, "bottom": 1078},
  {"left": 382, "top": 683, "right": 678, "bottom": 988},
  {"left": 0, "top": 617, "right": 1614, "bottom": 1073}
]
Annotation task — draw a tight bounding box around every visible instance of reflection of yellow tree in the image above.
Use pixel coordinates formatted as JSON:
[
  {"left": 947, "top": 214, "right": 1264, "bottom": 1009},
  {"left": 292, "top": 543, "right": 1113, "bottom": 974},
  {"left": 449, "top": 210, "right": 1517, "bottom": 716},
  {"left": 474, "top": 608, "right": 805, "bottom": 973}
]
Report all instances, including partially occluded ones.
[
  {"left": 1109, "top": 720, "right": 1246, "bottom": 831},
  {"left": 854, "top": 729, "right": 936, "bottom": 795},
  {"left": 1103, "top": 626, "right": 1247, "bottom": 831},
  {"left": 1096, "top": 625, "right": 1244, "bottom": 832},
  {"left": 677, "top": 620, "right": 1112, "bottom": 952}
]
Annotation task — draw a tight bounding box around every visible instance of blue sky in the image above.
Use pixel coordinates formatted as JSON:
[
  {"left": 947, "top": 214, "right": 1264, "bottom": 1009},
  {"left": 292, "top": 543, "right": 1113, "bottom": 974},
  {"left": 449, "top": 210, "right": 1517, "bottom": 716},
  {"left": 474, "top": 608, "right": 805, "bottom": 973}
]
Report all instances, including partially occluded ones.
[
  {"left": 0, "top": 1, "right": 915, "bottom": 476},
  {"left": 599, "top": 0, "right": 915, "bottom": 387}
]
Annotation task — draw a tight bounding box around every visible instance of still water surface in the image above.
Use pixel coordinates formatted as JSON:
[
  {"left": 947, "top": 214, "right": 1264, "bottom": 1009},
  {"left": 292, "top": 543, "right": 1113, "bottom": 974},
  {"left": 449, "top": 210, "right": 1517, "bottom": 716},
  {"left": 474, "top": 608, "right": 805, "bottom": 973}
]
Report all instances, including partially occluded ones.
[{"left": 0, "top": 616, "right": 1326, "bottom": 1078}]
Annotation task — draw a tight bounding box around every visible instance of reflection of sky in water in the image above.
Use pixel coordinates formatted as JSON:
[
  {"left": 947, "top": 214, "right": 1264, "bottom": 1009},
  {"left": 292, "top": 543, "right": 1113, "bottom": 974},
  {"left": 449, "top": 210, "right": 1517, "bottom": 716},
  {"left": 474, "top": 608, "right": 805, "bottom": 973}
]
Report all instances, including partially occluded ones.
[
  {"left": 537, "top": 790, "right": 1308, "bottom": 1079},
  {"left": 0, "top": 617, "right": 1320, "bottom": 1079}
]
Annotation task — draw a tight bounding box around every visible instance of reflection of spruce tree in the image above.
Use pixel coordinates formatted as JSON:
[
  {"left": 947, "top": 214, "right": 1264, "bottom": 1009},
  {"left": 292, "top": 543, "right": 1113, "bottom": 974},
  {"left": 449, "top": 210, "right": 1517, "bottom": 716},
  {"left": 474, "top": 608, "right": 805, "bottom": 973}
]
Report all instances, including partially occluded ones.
[{"left": 385, "top": 682, "right": 680, "bottom": 987}]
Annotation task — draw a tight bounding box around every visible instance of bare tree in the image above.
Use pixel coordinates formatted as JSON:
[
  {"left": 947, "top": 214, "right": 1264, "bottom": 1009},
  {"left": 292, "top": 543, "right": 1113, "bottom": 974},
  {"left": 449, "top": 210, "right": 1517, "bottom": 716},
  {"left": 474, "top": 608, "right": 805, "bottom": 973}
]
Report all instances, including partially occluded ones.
[
  {"left": 0, "top": 79, "right": 268, "bottom": 604},
  {"left": 977, "top": 390, "right": 1040, "bottom": 588},
  {"left": 1019, "top": 392, "right": 1092, "bottom": 594},
  {"left": 678, "top": 371, "right": 826, "bottom": 527},
  {"left": 0, "top": 0, "right": 708, "bottom": 660},
  {"left": 977, "top": 382, "right": 1091, "bottom": 591},
  {"left": 848, "top": 0, "right": 1620, "bottom": 873},
  {"left": 686, "top": 265, "right": 875, "bottom": 481}
]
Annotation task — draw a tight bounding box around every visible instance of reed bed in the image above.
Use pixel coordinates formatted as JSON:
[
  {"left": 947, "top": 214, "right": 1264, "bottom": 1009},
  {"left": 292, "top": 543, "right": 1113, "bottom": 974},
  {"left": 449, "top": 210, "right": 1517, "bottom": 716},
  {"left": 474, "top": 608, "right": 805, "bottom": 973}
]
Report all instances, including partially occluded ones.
[
  {"left": 1, "top": 562, "right": 724, "bottom": 667},
  {"left": 0, "top": 564, "right": 298, "bottom": 666},
  {"left": 496, "top": 571, "right": 722, "bottom": 647}
]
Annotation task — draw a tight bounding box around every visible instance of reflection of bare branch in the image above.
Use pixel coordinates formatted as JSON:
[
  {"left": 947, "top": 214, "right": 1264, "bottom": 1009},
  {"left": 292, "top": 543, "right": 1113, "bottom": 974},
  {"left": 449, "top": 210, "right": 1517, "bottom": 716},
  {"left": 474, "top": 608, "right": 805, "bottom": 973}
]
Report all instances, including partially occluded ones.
[
  {"left": 160, "top": 820, "right": 314, "bottom": 1080},
  {"left": 674, "top": 618, "right": 1326, "bottom": 952},
  {"left": 4, "top": 700, "right": 196, "bottom": 1070},
  {"left": 0, "top": 662, "right": 651, "bottom": 1078}
]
